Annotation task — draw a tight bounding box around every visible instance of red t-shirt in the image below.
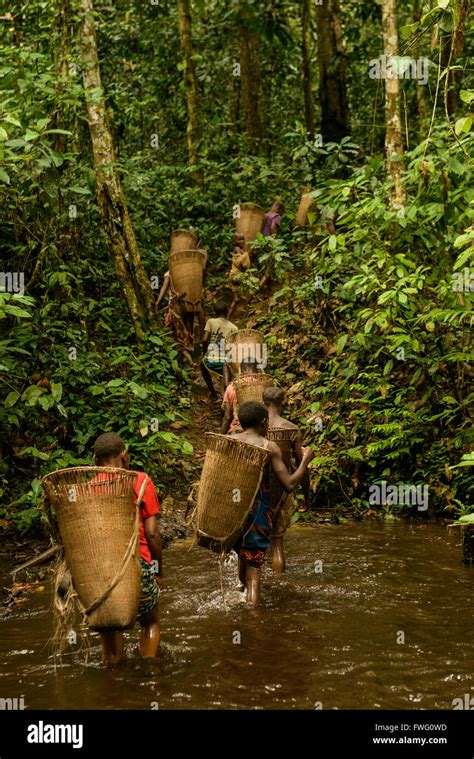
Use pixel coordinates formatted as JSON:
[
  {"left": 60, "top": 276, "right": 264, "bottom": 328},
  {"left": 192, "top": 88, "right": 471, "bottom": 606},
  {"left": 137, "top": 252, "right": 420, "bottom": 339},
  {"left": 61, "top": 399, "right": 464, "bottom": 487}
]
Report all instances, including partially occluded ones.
[
  {"left": 90, "top": 470, "right": 160, "bottom": 565},
  {"left": 135, "top": 472, "right": 160, "bottom": 564}
]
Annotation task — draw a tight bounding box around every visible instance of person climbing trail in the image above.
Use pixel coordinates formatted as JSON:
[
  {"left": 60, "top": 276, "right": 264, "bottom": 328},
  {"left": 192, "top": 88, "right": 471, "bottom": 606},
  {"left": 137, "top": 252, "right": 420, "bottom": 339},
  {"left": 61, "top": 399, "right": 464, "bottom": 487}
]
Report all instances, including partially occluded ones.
[
  {"left": 228, "top": 231, "right": 251, "bottom": 319},
  {"left": 200, "top": 300, "right": 237, "bottom": 399},
  {"left": 231, "top": 401, "right": 314, "bottom": 606},
  {"left": 221, "top": 358, "right": 260, "bottom": 434},
  {"left": 260, "top": 197, "right": 284, "bottom": 289},
  {"left": 262, "top": 197, "right": 284, "bottom": 237},
  {"left": 156, "top": 248, "right": 207, "bottom": 366},
  {"left": 93, "top": 433, "right": 163, "bottom": 664},
  {"left": 263, "top": 386, "right": 310, "bottom": 574}
]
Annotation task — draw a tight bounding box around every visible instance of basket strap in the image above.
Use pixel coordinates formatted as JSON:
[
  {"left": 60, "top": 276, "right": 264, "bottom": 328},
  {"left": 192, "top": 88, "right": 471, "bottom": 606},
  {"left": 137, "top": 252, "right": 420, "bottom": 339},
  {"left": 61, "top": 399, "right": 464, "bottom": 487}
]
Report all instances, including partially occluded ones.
[
  {"left": 136, "top": 474, "right": 149, "bottom": 508},
  {"left": 81, "top": 476, "right": 148, "bottom": 620}
]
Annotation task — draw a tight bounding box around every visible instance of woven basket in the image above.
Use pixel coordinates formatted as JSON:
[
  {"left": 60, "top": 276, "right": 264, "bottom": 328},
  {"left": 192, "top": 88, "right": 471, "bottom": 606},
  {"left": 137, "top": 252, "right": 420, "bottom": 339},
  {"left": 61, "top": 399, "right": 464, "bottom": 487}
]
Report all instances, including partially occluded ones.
[
  {"left": 168, "top": 249, "right": 204, "bottom": 313},
  {"left": 234, "top": 373, "right": 275, "bottom": 407},
  {"left": 42, "top": 467, "right": 141, "bottom": 631},
  {"left": 170, "top": 228, "right": 197, "bottom": 254},
  {"left": 295, "top": 190, "right": 316, "bottom": 226},
  {"left": 226, "top": 328, "right": 265, "bottom": 376},
  {"left": 235, "top": 202, "right": 265, "bottom": 250},
  {"left": 267, "top": 427, "right": 299, "bottom": 511},
  {"left": 196, "top": 433, "right": 270, "bottom": 553}
]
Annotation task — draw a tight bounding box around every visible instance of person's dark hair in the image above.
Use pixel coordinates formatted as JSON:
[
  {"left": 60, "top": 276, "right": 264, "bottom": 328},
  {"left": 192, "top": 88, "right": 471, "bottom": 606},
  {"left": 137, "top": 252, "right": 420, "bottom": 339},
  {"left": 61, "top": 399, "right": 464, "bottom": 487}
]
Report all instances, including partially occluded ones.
[
  {"left": 215, "top": 299, "right": 228, "bottom": 317},
  {"left": 263, "top": 386, "right": 284, "bottom": 406},
  {"left": 240, "top": 358, "right": 258, "bottom": 372},
  {"left": 238, "top": 401, "right": 268, "bottom": 430},
  {"left": 273, "top": 197, "right": 284, "bottom": 213},
  {"left": 94, "top": 432, "right": 126, "bottom": 464}
]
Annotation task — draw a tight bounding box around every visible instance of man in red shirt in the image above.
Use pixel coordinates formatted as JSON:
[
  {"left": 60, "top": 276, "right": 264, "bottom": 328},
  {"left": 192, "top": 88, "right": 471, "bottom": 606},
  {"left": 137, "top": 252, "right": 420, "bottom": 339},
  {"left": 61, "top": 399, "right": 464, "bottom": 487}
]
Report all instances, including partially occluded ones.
[{"left": 93, "top": 433, "right": 163, "bottom": 664}]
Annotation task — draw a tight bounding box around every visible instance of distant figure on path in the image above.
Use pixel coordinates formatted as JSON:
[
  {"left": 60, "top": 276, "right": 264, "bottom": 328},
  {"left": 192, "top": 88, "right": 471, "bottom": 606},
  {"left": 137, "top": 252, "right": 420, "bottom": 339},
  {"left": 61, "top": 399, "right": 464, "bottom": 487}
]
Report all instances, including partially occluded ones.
[
  {"left": 260, "top": 197, "right": 284, "bottom": 288},
  {"left": 262, "top": 197, "right": 284, "bottom": 237},
  {"left": 228, "top": 232, "right": 251, "bottom": 319},
  {"left": 156, "top": 250, "right": 206, "bottom": 366},
  {"left": 201, "top": 300, "right": 238, "bottom": 399}
]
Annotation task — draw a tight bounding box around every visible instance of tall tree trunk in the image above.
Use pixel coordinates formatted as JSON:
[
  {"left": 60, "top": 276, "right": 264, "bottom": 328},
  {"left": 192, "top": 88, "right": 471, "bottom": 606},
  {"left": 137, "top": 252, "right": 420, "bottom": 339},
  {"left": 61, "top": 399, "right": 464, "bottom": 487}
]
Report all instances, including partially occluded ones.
[
  {"left": 302, "top": 0, "right": 314, "bottom": 138},
  {"left": 381, "top": 0, "right": 406, "bottom": 208},
  {"left": 228, "top": 38, "right": 240, "bottom": 134},
  {"left": 237, "top": 4, "right": 262, "bottom": 149},
  {"left": 177, "top": 0, "right": 202, "bottom": 183},
  {"left": 441, "top": 0, "right": 470, "bottom": 117},
  {"left": 315, "top": 0, "right": 349, "bottom": 142},
  {"left": 51, "top": 0, "right": 73, "bottom": 154},
  {"left": 413, "top": 0, "right": 427, "bottom": 137},
  {"left": 80, "top": 0, "right": 157, "bottom": 339}
]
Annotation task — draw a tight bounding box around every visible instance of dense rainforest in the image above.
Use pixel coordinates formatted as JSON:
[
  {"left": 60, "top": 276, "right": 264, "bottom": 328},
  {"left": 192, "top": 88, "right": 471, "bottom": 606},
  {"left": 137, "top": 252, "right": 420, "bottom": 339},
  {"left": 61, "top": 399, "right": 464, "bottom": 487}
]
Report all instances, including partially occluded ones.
[{"left": 0, "top": 0, "right": 472, "bottom": 538}]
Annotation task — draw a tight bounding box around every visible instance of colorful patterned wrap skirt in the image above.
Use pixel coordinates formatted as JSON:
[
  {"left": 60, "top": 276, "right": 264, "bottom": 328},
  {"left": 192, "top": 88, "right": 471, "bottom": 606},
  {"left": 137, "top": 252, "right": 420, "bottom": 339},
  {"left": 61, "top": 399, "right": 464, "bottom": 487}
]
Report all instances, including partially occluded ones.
[
  {"left": 239, "top": 464, "right": 272, "bottom": 569},
  {"left": 137, "top": 558, "right": 160, "bottom": 622}
]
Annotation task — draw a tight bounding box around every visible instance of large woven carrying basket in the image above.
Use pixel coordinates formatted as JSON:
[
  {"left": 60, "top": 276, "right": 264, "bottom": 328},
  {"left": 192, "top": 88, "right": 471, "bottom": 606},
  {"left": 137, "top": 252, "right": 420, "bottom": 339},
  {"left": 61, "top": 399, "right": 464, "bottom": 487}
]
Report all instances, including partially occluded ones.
[
  {"left": 235, "top": 202, "right": 265, "bottom": 251},
  {"left": 267, "top": 427, "right": 299, "bottom": 511},
  {"left": 170, "top": 228, "right": 197, "bottom": 254},
  {"left": 168, "top": 249, "right": 204, "bottom": 312},
  {"left": 42, "top": 467, "right": 141, "bottom": 631},
  {"left": 226, "top": 328, "right": 265, "bottom": 376},
  {"left": 234, "top": 373, "right": 275, "bottom": 407},
  {"left": 295, "top": 190, "right": 316, "bottom": 226},
  {"left": 196, "top": 433, "right": 270, "bottom": 553}
]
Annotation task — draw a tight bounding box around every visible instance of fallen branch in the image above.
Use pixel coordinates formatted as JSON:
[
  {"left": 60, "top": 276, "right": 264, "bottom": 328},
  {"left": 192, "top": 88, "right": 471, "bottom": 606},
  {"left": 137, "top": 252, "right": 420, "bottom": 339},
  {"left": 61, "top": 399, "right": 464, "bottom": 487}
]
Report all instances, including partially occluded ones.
[{"left": 11, "top": 545, "right": 60, "bottom": 578}]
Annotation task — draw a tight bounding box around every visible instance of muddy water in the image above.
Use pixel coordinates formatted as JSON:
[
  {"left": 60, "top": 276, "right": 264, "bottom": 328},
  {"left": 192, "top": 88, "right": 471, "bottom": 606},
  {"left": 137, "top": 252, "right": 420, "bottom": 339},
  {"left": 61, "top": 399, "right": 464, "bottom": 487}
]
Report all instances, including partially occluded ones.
[{"left": 0, "top": 522, "right": 472, "bottom": 710}]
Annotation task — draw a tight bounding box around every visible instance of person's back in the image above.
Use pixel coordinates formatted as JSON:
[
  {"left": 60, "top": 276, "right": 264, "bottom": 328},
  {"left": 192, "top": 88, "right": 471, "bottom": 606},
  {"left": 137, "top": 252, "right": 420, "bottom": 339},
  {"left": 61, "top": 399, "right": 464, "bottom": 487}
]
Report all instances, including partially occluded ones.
[
  {"left": 201, "top": 301, "right": 237, "bottom": 398},
  {"left": 206, "top": 316, "right": 238, "bottom": 345},
  {"left": 92, "top": 433, "right": 163, "bottom": 664},
  {"left": 263, "top": 198, "right": 284, "bottom": 237},
  {"left": 231, "top": 401, "right": 313, "bottom": 605},
  {"left": 267, "top": 408, "right": 297, "bottom": 431},
  {"left": 262, "top": 387, "right": 311, "bottom": 573}
]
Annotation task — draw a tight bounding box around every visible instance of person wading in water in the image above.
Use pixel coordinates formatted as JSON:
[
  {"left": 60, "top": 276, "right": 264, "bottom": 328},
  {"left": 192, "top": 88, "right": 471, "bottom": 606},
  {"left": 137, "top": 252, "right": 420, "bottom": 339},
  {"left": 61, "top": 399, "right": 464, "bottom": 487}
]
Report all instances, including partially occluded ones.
[
  {"left": 231, "top": 401, "right": 314, "bottom": 606},
  {"left": 93, "top": 433, "right": 163, "bottom": 663},
  {"left": 263, "top": 386, "right": 310, "bottom": 573}
]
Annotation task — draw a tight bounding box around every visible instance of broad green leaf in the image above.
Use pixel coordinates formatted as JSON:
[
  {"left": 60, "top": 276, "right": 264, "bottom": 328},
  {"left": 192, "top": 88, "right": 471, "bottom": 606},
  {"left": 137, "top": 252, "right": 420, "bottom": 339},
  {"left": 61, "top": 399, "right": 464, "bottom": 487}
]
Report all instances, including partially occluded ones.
[
  {"left": 16, "top": 446, "right": 50, "bottom": 460},
  {"left": 4, "top": 114, "right": 22, "bottom": 127},
  {"left": 455, "top": 116, "right": 472, "bottom": 135},
  {"left": 5, "top": 390, "right": 20, "bottom": 407},
  {"left": 23, "top": 129, "right": 40, "bottom": 142},
  {"left": 50, "top": 381, "right": 63, "bottom": 402},
  {"left": 4, "top": 305, "right": 31, "bottom": 317},
  {"left": 70, "top": 186, "right": 92, "bottom": 195},
  {"left": 460, "top": 90, "right": 474, "bottom": 104},
  {"left": 336, "top": 334, "right": 348, "bottom": 354},
  {"left": 453, "top": 247, "right": 473, "bottom": 271}
]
